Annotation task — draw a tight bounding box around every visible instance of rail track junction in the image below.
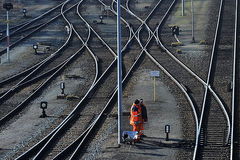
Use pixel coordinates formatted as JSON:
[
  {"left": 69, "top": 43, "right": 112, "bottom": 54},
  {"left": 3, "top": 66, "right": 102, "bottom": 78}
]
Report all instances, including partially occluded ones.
[{"left": 0, "top": 0, "right": 239, "bottom": 159}]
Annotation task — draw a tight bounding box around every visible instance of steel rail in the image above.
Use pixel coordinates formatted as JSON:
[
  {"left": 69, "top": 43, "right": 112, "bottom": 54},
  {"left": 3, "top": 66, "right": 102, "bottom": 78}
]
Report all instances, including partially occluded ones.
[
  {"left": 32, "top": 0, "right": 122, "bottom": 157},
  {"left": 76, "top": 1, "right": 117, "bottom": 57},
  {"left": 31, "top": 1, "right": 142, "bottom": 159},
  {"left": 154, "top": 0, "right": 231, "bottom": 158},
  {"left": 115, "top": 0, "right": 161, "bottom": 44},
  {"left": 0, "top": 0, "right": 67, "bottom": 41},
  {"left": 154, "top": 0, "right": 231, "bottom": 152},
  {"left": 15, "top": 26, "right": 94, "bottom": 159},
  {"left": 68, "top": 44, "right": 146, "bottom": 160},
  {"left": 0, "top": 21, "right": 27, "bottom": 33},
  {"left": 0, "top": 24, "right": 74, "bottom": 105},
  {"left": 68, "top": 1, "right": 199, "bottom": 158},
  {"left": 131, "top": 2, "right": 228, "bottom": 159},
  {"left": 0, "top": 22, "right": 74, "bottom": 125},
  {"left": 115, "top": 1, "right": 198, "bottom": 119},
  {"left": 15, "top": 3, "right": 98, "bottom": 159},
  {"left": 63, "top": 4, "right": 99, "bottom": 93},
  {"left": 193, "top": 0, "right": 230, "bottom": 158},
  {"left": 21, "top": 1, "right": 100, "bottom": 158},
  {"left": 0, "top": 0, "right": 87, "bottom": 102},
  {"left": 230, "top": 0, "right": 238, "bottom": 159},
  {"left": 125, "top": 0, "right": 199, "bottom": 137},
  {"left": 107, "top": 0, "right": 162, "bottom": 51},
  {"left": 42, "top": 0, "right": 195, "bottom": 159},
  {"left": 126, "top": 0, "right": 151, "bottom": 43},
  {"left": 0, "top": 0, "right": 76, "bottom": 124},
  {"left": 18, "top": 0, "right": 190, "bottom": 159},
  {"left": 156, "top": 25, "right": 206, "bottom": 85},
  {"left": 51, "top": 26, "right": 102, "bottom": 160},
  {"left": 113, "top": 0, "right": 208, "bottom": 157},
  {"left": 0, "top": 1, "right": 87, "bottom": 89},
  {"left": 110, "top": 0, "right": 197, "bottom": 133},
  {"left": 129, "top": 0, "right": 228, "bottom": 156},
  {"left": 0, "top": 0, "right": 85, "bottom": 56},
  {"left": 0, "top": 59, "right": 46, "bottom": 87},
  {"left": 0, "top": 1, "right": 73, "bottom": 85},
  {"left": 32, "top": 56, "right": 115, "bottom": 159},
  {"left": 125, "top": 0, "right": 155, "bottom": 33},
  {"left": 102, "top": 0, "right": 134, "bottom": 51},
  {"left": 50, "top": 1, "right": 148, "bottom": 157},
  {"left": 17, "top": 0, "right": 131, "bottom": 157},
  {"left": 104, "top": 0, "right": 197, "bottom": 142}
]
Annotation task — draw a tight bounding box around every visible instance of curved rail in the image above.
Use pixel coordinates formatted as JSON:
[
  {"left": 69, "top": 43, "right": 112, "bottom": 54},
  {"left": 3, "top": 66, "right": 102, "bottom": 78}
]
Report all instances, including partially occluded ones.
[
  {"left": 0, "top": 0, "right": 67, "bottom": 41},
  {"left": 192, "top": 0, "right": 230, "bottom": 158},
  {"left": 15, "top": 1, "right": 112, "bottom": 158},
  {"left": 126, "top": 0, "right": 230, "bottom": 158},
  {"left": 126, "top": 0, "right": 199, "bottom": 137},
  {"left": 230, "top": 0, "right": 238, "bottom": 159},
  {"left": 16, "top": 0, "right": 196, "bottom": 159},
  {"left": 0, "top": 20, "right": 74, "bottom": 125},
  {"left": 67, "top": 0, "right": 199, "bottom": 158},
  {"left": 0, "top": 0, "right": 84, "bottom": 56}
]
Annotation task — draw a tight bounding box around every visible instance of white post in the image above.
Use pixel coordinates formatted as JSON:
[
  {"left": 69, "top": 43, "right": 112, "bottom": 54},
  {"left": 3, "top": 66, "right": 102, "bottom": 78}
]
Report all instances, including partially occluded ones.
[
  {"left": 117, "top": 0, "right": 122, "bottom": 145},
  {"left": 182, "top": 0, "right": 184, "bottom": 16},
  {"left": 191, "top": 0, "right": 195, "bottom": 42},
  {"left": 6, "top": 10, "right": 10, "bottom": 62},
  {"left": 153, "top": 77, "right": 156, "bottom": 102}
]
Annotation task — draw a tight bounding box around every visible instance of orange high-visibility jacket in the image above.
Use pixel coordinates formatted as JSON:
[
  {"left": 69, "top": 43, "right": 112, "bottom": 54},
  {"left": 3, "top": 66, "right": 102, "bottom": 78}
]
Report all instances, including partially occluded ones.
[{"left": 130, "top": 103, "right": 142, "bottom": 125}]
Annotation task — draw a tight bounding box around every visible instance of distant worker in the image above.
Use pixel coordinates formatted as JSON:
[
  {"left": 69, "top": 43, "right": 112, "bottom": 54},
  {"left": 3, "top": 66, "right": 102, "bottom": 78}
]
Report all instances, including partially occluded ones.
[
  {"left": 140, "top": 99, "right": 148, "bottom": 137},
  {"left": 130, "top": 99, "right": 142, "bottom": 140}
]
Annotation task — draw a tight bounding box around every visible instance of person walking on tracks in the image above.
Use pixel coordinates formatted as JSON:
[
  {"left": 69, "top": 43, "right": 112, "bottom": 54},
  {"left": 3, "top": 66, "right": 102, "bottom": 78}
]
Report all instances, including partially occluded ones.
[
  {"left": 130, "top": 99, "right": 142, "bottom": 139},
  {"left": 140, "top": 99, "right": 148, "bottom": 137}
]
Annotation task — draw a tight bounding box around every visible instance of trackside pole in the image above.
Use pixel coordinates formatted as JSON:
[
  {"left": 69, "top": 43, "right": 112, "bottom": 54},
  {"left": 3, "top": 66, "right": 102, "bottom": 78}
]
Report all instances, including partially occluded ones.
[
  {"left": 117, "top": 0, "right": 122, "bottom": 144},
  {"left": 6, "top": 10, "right": 10, "bottom": 62},
  {"left": 150, "top": 71, "right": 160, "bottom": 102},
  {"left": 153, "top": 77, "right": 156, "bottom": 102},
  {"left": 182, "top": 0, "right": 184, "bottom": 16},
  {"left": 191, "top": 0, "right": 195, "bottom": 42}
]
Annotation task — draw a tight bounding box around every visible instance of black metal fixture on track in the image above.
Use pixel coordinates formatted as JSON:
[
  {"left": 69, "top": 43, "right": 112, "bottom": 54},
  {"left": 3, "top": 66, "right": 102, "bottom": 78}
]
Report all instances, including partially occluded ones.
[
  {"left": 40, "top": 101, "right": 48, "bottom": 118},
  {"left": 22, "top": 8, "right": 27, "bottom": 17},
  {"left": 165, "top": 125, "right": 170, "bottom": 141}
]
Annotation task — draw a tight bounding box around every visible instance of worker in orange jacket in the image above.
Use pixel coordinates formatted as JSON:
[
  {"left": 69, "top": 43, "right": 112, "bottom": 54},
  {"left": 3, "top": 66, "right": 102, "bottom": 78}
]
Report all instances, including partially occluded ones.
[{"left": 130, "top": 99, "right": 142, "bottom": 138}]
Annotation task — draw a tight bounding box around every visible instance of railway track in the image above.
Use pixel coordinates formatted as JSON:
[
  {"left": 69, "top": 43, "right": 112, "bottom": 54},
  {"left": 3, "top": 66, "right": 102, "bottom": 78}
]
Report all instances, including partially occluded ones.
[
  {"left": 232, "top": 0, "right": 239, "bottom": 159},
  {"left": 5, "top": 0, "right": 195, "bottom": 159},
  {"left": 192, "top": 0, "right": 236, "bottom": 159},
  {"left": 12, "top": 0, "right": 192, "bottom": 159},
  {"left": 0, "top": 0, "right": 238, "bottom": 159},
  {"left": 0, "top": 0, "right": 95, "bottom": 124},
  {"left": 141, "top": 0, "right": 234, "bottom": 158},
  {"left": 0, "top": 0, "right": 69, "bottom": 57}
]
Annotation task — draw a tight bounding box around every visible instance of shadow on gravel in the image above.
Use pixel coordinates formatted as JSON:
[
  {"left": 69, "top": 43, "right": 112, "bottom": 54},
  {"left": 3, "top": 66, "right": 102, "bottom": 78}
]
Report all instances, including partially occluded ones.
[
  {"left": 133, "top": 136, "right": 195, "bottom": 151},
  {"left": 112, "top": 152, "right": 166, "bottom": 159}
]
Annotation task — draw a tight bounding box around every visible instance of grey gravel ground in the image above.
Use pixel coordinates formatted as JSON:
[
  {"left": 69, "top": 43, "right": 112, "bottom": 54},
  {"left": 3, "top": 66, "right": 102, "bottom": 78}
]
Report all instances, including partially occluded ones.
[
  {"left": 80, "top": 0, "right": 214, "bottom": 160},
  {"left": 0, "top": 0, "right": 216, "bottom": 159}
]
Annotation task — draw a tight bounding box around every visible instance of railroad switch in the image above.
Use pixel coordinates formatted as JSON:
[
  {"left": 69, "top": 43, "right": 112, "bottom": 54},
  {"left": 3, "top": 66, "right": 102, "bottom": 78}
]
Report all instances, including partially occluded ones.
[{"left": 40, "top": 101, "right": 48, "bottom": 118}]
